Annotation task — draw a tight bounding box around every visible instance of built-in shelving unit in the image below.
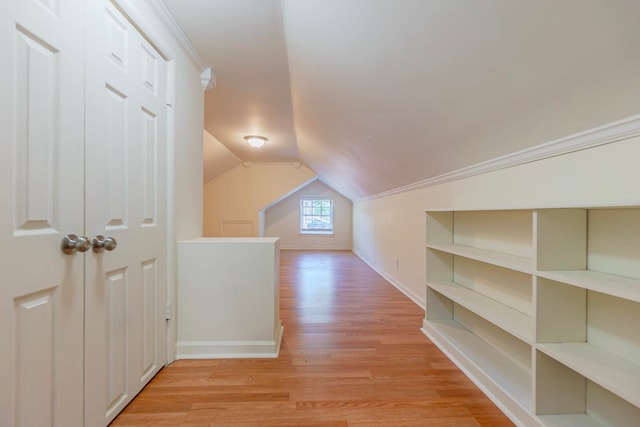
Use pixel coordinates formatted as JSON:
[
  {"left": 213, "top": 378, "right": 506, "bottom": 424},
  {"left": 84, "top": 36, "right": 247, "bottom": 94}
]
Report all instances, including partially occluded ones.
[{"left": 423, "top": 208, "right": 640, "bottom": 427}]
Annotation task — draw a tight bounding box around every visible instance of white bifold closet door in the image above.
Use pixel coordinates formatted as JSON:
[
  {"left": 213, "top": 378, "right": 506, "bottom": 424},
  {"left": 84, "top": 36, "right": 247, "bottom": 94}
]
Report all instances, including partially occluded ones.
[
  {"left": 0, "top": 1, "right": 169, "bottom": 426},
  {"left": 84, "top": 1, "right": 169, "bottom": 426},
  {"left": 0, "top": 0, "right": 86, "bottom": 426}
]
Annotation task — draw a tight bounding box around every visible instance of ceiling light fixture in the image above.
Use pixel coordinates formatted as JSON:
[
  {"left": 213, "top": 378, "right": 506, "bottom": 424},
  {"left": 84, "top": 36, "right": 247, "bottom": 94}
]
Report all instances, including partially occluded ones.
[{"left": 244, "top": 135, "right": 268, "bottom": 148}]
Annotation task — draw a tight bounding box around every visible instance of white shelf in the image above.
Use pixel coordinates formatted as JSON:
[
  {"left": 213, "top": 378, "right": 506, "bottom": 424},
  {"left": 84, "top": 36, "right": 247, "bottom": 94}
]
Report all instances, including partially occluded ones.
[
  {"left": 426, "top": 208, "right": 640, "bottom": 427},
  {"left": 537, "top": 270, "right": 640, "bottom": 303},
  {"left": 428, "top": 281, "right": 533, "bottom": 343},
  {"left": 538, "top": 414, "right": 605, "bottom": 427},
  {"left": 422, "top": 319, "right": 534, "bottom": 419},
  {"left": 537, "top": 342, "right": 640, "bottom": 408},
  {"left": 427, "top": 243, "right": 534, "bottom": 274}
]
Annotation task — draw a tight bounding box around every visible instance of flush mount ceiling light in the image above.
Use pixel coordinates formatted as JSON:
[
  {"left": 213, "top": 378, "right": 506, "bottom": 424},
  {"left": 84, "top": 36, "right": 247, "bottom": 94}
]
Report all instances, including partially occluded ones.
[{"left": 244, "top": 135, "right": 268, "bottom": 148}]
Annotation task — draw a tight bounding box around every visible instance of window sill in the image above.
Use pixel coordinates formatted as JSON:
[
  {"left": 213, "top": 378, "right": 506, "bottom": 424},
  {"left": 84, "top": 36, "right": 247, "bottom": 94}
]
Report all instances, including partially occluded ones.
[{"left": 299, "top": 231, "right": 334, "bottom": 236}]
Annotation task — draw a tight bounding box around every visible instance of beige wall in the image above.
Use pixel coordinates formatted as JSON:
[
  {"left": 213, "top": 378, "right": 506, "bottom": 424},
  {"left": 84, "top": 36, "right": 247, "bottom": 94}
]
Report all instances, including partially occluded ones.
[
  {"left": 173, "top": 65, "right": 205, "bottom": 242},
  {"left": 168, "top": 43, "right": 205, "bottom": 363},
  {"left": 353, "top": 136, "right": 640, "bottom": 308},
  {"left": 203, "top": 162, "right": 317, "bottom": 236},
  {"left": 265, "top": 180, "right": 352, "bottom": 250},
  {"left": 162, "top": 15, "right": 206, "bottom": 364}
]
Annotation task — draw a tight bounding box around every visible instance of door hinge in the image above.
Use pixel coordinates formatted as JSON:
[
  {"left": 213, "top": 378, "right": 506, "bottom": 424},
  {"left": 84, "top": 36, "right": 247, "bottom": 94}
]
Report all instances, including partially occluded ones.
[{"left": 165, "top": 301, "right": 171, "bottom": 320}]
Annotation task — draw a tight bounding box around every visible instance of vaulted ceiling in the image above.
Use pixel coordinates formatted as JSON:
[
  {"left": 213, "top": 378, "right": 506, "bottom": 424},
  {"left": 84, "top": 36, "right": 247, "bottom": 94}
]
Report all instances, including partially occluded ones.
[{"left": 162, "top": 0, "right": 640, "bottom": 200}]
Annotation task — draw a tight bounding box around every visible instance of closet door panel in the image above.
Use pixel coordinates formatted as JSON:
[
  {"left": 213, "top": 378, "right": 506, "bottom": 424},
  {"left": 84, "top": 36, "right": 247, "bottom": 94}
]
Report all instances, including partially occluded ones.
[
  {"left": 84, "top": 2, "right": 168, "bottom": 426},
  {"left": 0, "top": 0, "right": 85, "bottom": 426}
]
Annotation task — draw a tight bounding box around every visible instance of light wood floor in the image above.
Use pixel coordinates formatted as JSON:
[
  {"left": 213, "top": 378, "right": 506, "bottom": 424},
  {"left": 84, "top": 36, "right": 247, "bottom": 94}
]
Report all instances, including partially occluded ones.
[{"left": 110, "top": 250, "right": 514, "bottom": 426}]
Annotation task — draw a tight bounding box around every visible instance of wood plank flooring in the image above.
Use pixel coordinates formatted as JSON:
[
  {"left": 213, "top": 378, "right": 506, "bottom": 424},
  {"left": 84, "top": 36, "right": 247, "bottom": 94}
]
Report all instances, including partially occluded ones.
[{"left": 110, "top": 250, "right": 514, "bottom": 426}]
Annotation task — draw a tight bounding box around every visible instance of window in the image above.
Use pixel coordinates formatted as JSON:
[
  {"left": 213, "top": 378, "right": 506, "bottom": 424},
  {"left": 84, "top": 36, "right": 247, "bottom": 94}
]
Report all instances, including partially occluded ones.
[{"left": 300, "top": 198, "right": 333, "bottom": 234}]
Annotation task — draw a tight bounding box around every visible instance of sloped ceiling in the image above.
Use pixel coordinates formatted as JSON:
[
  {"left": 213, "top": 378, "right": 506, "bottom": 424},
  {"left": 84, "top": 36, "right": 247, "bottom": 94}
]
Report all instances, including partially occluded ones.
[
  {"left": 163, "top": 0, "right": 640, "bottom": 200},
  {"left": 202, "top": 130, "right": 242, "bottom": 183}
]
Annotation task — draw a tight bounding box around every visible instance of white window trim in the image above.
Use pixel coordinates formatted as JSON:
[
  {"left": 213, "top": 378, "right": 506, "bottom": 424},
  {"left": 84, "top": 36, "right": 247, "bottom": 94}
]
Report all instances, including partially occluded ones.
[
  {"left": 299, "top": 230, "right": 335, "bottom": 236},
  {"left": 300, "top": 197, "right": 334, "bottom": 235}
]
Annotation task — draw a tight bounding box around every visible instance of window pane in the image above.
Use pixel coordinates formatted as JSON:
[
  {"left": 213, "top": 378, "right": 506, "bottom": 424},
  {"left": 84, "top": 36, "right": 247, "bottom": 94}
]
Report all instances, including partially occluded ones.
[{"left": 300, "top": 198, "right": 333, "bottom": 232}]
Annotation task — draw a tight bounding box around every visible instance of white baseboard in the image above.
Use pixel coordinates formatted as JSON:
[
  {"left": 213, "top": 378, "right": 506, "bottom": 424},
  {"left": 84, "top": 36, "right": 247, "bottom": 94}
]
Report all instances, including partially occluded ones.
[
  {"left": 352, "top": 249, "right": 425, "bottom": 309},
  {"left": 421, "top": 320, "right": 542, "bottom": 427},
  {"left": 175, "top": 323, "right": 283, "bottom": 359},
  {"left": 280, "top": 246, "right": 352, "bottom": 251}
]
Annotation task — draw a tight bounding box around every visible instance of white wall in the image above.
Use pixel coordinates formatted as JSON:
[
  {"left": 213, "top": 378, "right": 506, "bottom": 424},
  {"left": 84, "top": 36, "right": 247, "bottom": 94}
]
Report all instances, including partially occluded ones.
[
  {"left": 203, "top": 162, "right": 317, "bottom": 236},
  {"left": 353, "top": 135, "right": 640, "bottom": 308},
  {"left": 176, "top": 238, "right": 282, "bottom": 358},
  {"left": 265, "top": 180, "right": 352, "bottom": 250}
]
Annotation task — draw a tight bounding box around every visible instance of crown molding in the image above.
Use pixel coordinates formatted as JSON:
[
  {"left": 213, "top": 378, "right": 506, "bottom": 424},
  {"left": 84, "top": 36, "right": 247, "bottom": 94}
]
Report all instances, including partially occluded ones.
[
  {"left": 200, "top": 68, "right": 215, "bottom": 91},
  {"left": 142, "top": 0, "right": 209, "bottom": 72},
  {"left": 358, "top": 113, "right": 640, "bottom": 203},
  {"left": 241, "top": 161, "right": 304, "bottom": 168},
  {"left": 115, "top": 0, "right": 214, "bottom": 88}
]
